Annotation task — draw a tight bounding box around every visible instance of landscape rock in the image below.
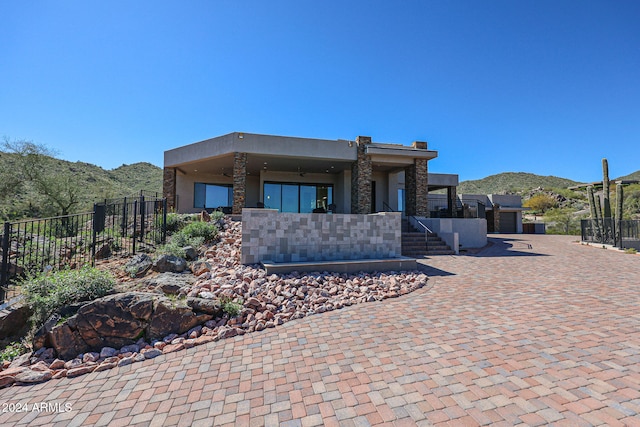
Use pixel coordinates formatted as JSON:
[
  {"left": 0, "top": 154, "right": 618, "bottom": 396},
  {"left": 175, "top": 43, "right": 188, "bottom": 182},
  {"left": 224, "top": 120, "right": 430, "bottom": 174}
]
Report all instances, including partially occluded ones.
[
  {"left": 9, "top": 352, "right": 33, "bottom": 369},
  {"left": 147, "top": 296, "right": 211, "bottom": 339},
  {"left": 0, "top": 304, "right": 31, "bottom": 340},
  {"left": 94, "top": 243, "right": 112, "bottom": 260},
  {"left": 146, "top": 272, "right": 194, "bottom": 294},
  {"left": 124, "top": 254, "right": 153, "bottom": 278},
  {"left": 152, "top": 255, "right": 187, "bottom": 273},
  {"left": 100, "top": 347, "right": 118, "bottom": 359},
  {"left": 66, "top": 366, "right": 96, "bottom": 378},
  {"left": 187, "top": 297, "right": 223, "bottom": 316},
  {"left": 142, "top": 348, "right": 162, "bottom": 359},
  {"left": 183, "top": 246, "right": 198, "bottom": 261},
  {"left": 14, "top": 369, "right": 52, "bottom": 384}
]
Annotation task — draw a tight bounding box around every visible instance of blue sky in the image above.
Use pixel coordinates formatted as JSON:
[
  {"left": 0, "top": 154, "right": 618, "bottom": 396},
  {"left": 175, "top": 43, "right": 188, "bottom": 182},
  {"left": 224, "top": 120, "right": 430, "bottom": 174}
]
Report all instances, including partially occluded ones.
[{"left": 1, "top": 1, "right": 639, "bottom": 182}]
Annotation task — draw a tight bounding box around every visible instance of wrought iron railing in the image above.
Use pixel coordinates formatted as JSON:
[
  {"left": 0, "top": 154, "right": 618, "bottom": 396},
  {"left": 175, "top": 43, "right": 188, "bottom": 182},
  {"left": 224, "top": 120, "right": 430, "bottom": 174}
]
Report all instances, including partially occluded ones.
[
  {"left": 0, "top": 196, "right": 167, "bottom": 303},
  {"left": 581, "top": 218, "right": 640, "bottom": 248}
]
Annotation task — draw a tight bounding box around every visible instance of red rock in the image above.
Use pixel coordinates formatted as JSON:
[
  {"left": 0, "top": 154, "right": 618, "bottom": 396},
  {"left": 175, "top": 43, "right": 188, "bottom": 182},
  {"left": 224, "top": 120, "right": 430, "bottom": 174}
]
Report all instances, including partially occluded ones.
[
  {"left": 15, "top": 369, "right": 52, "bottom": 384},
  {"left": 67, "top": 365, "right": 96, "bottom": 378},
  {"left": 94, "top": 362, "right": 117, "bottom": 372},
  {"left": 49, "top": 359, "right": 66, "bottom": 370},
  {"left": 52, "top": 369, "right": 67, "bottom": 379},
  {"left": 0, "top": 376, "right": 15, "bottom": 388},
  {"left": 194, "top": 335, "right": 215, "bottom": 346},
  {"left": 162, "top": 343, "right": 185, "bottom": 354},
  {"left": 30, "top": 361, "right": 50, "bottom": 372}
]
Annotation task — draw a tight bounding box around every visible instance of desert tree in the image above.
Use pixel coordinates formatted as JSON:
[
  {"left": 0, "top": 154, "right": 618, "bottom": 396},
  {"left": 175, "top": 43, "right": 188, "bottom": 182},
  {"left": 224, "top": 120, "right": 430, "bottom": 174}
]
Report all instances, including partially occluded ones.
[{"left": 1, "top": 138, "right": 80, "bottom": 217}]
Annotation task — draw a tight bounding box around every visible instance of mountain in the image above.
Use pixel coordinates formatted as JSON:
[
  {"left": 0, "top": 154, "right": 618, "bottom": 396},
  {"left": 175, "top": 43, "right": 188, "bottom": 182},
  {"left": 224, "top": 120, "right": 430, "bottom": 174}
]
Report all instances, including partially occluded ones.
[
  {"left": 616, "top": 170, "right": 640, "bottom": 181},
  {"left": 0, "top": 150, "right": 163, "bottom": 220},
  {"left": 458, "top": 172, "right": 583, "bottom": 195}
]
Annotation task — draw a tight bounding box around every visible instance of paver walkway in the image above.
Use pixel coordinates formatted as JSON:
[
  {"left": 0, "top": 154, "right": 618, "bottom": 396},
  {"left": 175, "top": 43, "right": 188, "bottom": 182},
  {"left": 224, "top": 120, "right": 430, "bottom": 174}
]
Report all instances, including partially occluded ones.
[{"left": 1, "top": 235, "right": 639, "bottom": 426}]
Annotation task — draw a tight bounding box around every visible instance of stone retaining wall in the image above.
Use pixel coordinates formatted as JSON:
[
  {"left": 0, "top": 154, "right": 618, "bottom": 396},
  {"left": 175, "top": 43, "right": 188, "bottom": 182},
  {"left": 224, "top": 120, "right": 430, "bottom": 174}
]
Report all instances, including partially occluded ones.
[{"left": 241, "top": 209, "right": 402, "bottom": 264}]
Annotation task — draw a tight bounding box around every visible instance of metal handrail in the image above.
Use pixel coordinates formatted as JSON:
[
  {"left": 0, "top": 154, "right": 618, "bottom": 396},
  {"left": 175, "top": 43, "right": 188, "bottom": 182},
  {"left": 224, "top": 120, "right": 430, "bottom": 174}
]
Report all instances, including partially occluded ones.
[{"left": 409, "top": 215, "right": 433, "bottom": 235}]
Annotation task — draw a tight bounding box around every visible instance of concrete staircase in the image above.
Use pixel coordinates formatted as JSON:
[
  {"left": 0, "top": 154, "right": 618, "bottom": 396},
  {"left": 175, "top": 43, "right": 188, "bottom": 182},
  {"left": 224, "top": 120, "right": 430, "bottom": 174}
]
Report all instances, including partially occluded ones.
[{"left": 401, "top": 219, "right": 455, "bottom": 257}]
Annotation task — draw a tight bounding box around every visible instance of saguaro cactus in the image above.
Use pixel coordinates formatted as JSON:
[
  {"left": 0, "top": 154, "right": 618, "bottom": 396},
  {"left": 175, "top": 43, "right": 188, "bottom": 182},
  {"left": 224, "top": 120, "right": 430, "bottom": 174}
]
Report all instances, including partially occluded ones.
[
  {"left": 587, "top": 185, "right": 602, "bottom": 240},
  {"left": 616, "top": 183, "right": 624, "bottom": 247},
  {"left": 602, "top": 158, "right": 611, "bottom": 218}
]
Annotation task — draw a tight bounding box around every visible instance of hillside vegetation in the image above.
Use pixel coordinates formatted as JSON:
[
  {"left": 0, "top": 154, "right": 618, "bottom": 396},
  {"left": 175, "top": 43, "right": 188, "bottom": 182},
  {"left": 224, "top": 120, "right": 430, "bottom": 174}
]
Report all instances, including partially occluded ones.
[
  {"left": 458, "top": 172, "right": 582, "bottom": 195},
  {"left": 0, "top": 149, "right": 162, "bottom": 221}
]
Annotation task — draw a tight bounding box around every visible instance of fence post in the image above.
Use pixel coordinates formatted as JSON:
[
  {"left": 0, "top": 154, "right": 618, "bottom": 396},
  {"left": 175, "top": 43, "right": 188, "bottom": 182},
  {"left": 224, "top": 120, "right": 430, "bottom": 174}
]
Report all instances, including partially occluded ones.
[
  {"left": 121, "top": 197, "right": 128, "bottom": 238},
  {"left": 1, "top": 222, "right": 11, "bottom": 303},
  {"left": 132, "top": 200, "right": 138, "bottom": 255},
  {"left": 162, "top": 198, "right": 168, "bottom": 244},
  {"left": 139, "top": 195, "right": 146, "bottom": 243}
]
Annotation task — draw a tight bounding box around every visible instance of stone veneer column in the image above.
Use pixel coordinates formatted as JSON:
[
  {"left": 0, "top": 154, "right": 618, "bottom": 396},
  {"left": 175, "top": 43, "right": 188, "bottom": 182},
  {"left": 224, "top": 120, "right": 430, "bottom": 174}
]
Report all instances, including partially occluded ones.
[
  {"left": 163, "top": 167, "right": 177, "bottom": 211},
  {"left": 405, "top": 141, "right": 429, "bottom": 217},
  {"left": 447, "top": 186, "right": 458, "bottom": 218},
  {"left": 351, "top": 136, "right": 372, "bottom": 214},
  {"left": 232, "top": 153, "right": 247, "bottom": 215},
  {"left": 493, "top": 203, "right": 501, "bottom": 233}
]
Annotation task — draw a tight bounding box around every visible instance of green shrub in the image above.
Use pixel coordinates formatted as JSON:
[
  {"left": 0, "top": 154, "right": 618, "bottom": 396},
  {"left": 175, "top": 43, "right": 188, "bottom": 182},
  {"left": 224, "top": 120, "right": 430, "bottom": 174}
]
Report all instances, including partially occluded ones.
[
  {"left": 624, "top": 248, "right": 638, "bottom": 254},
  {"left": 162, "top": 212, "right": 187, "bottom": 235},
  {"left": 180, "top": 221, "right": 218, "bottom": 242},
  {"left": 0, "top": 341, "right": 26, "bottom": 362},
  {"left": 220, "top": 296, "right": 243, "bottom": 317},
  {"left": 158, "top": 237, "right": 204, "bottom": 258},
  {"left": 22, "top": 266, "right": 115, "bottom": 329}
]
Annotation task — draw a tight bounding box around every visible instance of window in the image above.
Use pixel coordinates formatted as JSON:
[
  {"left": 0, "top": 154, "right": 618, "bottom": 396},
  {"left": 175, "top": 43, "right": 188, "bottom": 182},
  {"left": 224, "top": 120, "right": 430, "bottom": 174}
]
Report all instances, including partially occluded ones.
[
  {"left": 194, "top": 183, "right": 233, "bottom": 209},
  {"left": 263, "top": 183, "right": 333, "bottom": 213}
]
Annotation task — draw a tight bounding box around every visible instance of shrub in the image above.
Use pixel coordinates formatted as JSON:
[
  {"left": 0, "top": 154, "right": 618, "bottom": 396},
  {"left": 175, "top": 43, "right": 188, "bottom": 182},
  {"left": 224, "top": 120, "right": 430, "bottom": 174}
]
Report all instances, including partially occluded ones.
[
  {"left": 180, "top": 221, "right": 218, "bottom": 243},
  {"left": 0, "top": 341, "right": 26, "bottom": 362},
  {"left": 22, "top": 266, "right": 115, "bottom": 329},
  {"left": 162, "top": 212, "right": 187, "bottom": 235},
  {"left": 157, "top": 237, "right": 204, "bottom": 258},
  {"left": 220, "top": 296, "right": 243, "bottom": 317}
]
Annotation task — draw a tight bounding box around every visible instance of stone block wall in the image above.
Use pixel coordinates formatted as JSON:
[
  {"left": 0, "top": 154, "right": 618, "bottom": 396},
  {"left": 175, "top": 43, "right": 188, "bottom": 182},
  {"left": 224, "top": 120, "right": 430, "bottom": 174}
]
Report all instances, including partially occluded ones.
[
  {"left": 351, "top": 136, "right": 372, "bottom": 214},
  {"left": 163, "top": 167, "right": 176, "bottom": 211},
  {"left": 232, "top": 153, "right": 247, "bottom": 215},
  {"left": 241, "top": 209, "right": 402, "bottom": 264}
]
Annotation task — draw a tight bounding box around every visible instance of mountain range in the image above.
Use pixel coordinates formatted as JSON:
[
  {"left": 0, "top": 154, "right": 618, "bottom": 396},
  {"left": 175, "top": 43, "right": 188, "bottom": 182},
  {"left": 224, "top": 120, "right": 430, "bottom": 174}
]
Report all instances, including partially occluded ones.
[{"left": 1, "top": 148, "right": 638, "bottom": 220}]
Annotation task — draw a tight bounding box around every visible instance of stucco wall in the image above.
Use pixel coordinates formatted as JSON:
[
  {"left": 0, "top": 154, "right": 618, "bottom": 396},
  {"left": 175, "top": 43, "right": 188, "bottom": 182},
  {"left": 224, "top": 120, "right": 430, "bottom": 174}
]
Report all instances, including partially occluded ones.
[
  {"left": 241, "top": 209, "right": 402, "bottom": 264},
  {"left": 419, "top": 218, "right": 487, "bottom": 249}
]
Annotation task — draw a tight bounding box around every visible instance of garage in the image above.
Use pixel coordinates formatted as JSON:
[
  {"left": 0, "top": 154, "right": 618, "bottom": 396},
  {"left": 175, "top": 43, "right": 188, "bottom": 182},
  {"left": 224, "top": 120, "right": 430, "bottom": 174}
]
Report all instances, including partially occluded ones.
[{"left": 500, "top": 212, "right": 517, "bottom": 233}]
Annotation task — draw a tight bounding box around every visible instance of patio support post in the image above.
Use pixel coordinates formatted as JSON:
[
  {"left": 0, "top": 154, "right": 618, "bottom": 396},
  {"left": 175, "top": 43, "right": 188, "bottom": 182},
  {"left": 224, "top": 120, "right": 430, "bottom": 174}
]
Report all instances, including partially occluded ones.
[
  {"left": 351, "top": 136, "right": 372, "bottom": 214},
  {"left": 233, "top": 152, "right": 247, "bottom": 215},
  {"left": 493, "top": 203, "right": 501, "bottom": 233},
  {"left": 163, "top": 167, "right": 177, "bottom": 211},
  {"left": 448, "top": 186, "right": 457, "bottom": 218},
  {"left": 405, "top": 141, "right": 429, "bottom": 217}
]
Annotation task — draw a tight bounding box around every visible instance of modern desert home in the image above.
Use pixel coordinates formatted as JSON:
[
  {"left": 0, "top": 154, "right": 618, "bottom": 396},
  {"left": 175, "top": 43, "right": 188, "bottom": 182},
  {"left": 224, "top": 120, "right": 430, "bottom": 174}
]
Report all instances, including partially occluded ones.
[
  {"left": 163, "top": 132, "right": 487, "bottom": 269},
  {"left": 163, "top": 132, "right": 465, "bottom": 217}
]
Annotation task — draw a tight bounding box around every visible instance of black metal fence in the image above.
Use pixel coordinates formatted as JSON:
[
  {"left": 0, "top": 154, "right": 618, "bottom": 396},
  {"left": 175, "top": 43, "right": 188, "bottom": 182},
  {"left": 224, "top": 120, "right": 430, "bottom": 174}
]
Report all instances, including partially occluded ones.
[
  {"left": 427, "top": 198, "right": 486, "bottom": 219},
  {"left": 581, "top": 218, "right": 640, "bottom": 249},
  {"left": 0, "top": 195, "right": 167, "bottom": 303}
]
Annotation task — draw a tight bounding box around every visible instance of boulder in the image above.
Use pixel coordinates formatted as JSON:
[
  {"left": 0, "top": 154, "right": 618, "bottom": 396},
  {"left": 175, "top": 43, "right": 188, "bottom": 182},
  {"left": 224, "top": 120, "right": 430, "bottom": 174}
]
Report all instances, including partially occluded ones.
[
  {"left": 44, "top": 292, "right": 214, "bottom": 359},
  {"left": 124, "top": 254, "right": 153, "bottom": 277},
  {"left": 0, "top": 304, "right": 32, "bottom": 340},
  {"left": 14, "top": 369, "right": 52, "bottom": 384},
  {"left": 145, "top": 272, "right": 195, "bottom": 295},
  {"left": 182, "top": 246, "right": 198, "bottom": 261},
  {"left": 147, "top": 296, "right": 212, "bottom": 339},
  {"left": 94, "top": 243, "right": 112, "bottom": 260},
  {"left": 187, "top": 297, "right": 223, "bottom": 317},
  {"left": 152, "top": 255, "right": 187, "bottom": 273}
]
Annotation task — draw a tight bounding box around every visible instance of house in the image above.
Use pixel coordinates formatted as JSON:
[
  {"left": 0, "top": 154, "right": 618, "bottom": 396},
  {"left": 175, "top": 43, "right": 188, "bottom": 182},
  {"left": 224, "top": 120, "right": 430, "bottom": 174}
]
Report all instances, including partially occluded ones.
[
  {"left": 163, "top": 132, "right": 487, "bottom": 268},
  {"left": 163, "top": 132, "right": 460, "bottom": 216}
]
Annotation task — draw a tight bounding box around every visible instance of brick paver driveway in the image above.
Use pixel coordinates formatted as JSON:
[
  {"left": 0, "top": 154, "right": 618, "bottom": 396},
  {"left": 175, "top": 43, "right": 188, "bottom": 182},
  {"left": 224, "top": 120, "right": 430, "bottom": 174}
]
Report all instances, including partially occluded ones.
[{"left": 1, "top": 234, "right": 639, "bottom": 426}]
